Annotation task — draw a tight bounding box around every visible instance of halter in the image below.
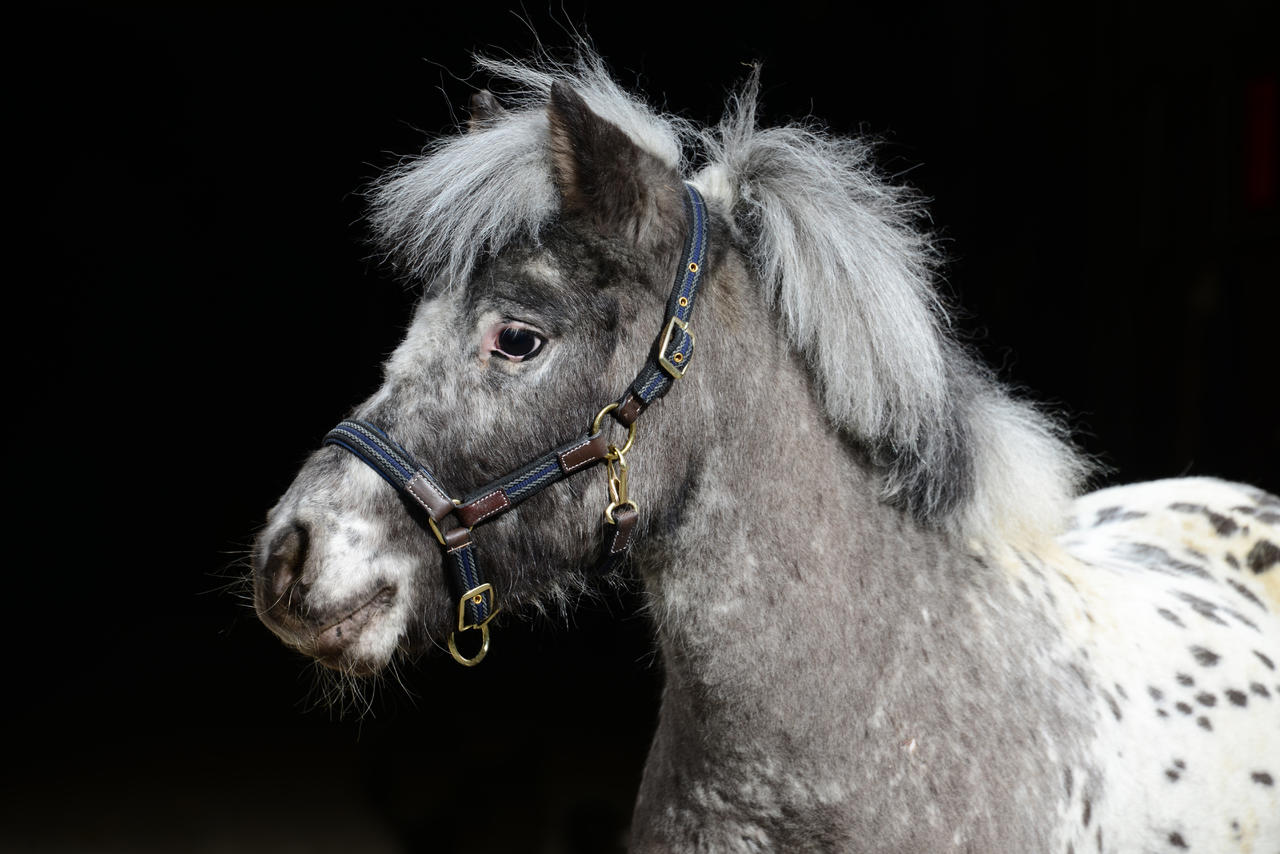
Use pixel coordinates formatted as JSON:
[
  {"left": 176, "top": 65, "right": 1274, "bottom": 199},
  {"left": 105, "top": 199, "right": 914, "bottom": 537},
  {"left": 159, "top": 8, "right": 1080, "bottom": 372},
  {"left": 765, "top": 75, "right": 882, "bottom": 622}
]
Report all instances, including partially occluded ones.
[{"left": 322, "top": 182, "right": 709, "bottom": 666}]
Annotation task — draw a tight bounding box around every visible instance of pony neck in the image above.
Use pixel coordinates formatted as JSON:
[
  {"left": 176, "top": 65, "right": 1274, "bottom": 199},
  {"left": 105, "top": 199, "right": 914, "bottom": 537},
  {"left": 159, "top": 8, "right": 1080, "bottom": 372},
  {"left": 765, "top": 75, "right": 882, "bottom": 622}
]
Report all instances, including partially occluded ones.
[
  {"left": 639, "top": 359, "right": 957, "bottom": 695},
  {"left": 633, "top": 250, "right": 970, "bottom": 722}
]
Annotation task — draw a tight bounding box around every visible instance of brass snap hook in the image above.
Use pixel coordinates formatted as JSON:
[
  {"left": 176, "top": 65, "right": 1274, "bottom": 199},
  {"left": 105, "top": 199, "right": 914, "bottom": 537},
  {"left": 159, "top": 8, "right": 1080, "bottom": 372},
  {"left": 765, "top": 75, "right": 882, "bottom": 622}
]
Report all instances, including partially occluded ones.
[{"left": 604, "top": 447, "right": 638, "bottom": 524}]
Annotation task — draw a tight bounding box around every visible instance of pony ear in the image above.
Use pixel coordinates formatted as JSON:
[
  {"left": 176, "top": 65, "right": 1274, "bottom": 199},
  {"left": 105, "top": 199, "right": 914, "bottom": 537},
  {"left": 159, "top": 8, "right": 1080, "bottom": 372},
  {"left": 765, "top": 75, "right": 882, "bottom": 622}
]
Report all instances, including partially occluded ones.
[
  {"left": 546, "top": 82, "right": 679, "bottom": 240},
  {"left": 467, "top": 90, "right": 506, "bottom": 132}
]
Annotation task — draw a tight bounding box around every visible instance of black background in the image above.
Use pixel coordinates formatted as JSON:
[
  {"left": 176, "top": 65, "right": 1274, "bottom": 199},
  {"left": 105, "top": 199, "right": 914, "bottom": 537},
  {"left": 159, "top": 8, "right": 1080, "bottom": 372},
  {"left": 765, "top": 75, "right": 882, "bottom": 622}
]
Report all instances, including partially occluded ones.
[{"left": 10, "top": 2, "right": 1277, "bottom": 852}]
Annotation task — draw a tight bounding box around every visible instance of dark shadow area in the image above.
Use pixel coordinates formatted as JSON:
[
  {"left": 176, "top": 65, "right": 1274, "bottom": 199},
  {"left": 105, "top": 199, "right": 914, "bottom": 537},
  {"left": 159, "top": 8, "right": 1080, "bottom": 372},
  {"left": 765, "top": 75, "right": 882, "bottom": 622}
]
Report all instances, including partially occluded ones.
[{"left": 10, "top": 1, "right": 1276, "bottom": 851}]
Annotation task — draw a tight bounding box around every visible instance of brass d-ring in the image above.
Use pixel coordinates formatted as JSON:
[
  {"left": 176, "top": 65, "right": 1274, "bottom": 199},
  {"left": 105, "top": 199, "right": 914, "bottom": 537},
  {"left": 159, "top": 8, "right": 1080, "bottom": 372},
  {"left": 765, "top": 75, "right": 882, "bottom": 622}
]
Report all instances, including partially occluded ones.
[
  {"left": 448, "top": 625, "right": 490, "bottom": 667},
  {"left": 590, "top": 403, "right": 636, "bottom": 457}
]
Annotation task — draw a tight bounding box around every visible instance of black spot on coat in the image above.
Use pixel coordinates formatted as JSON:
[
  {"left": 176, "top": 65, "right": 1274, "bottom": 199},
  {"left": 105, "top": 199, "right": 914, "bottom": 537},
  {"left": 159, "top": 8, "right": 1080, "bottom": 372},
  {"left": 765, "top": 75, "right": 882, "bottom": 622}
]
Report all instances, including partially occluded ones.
[
  {"left": 1102, "top": 690, "right": 1123, "bottom": 721},
  {"left": 1170, "top": 502, "right": 1241, "bottom": 536},
  {"left": 1175, "top": 592, "right": 1230, "bottom": 626},
  {"left": 1190, "top": 646, "right": 1221, "bottom": 667},
  {"left": 1226, "top": 578, "right": 1267, "bottom": 611},
  {"left": 1119, "top": 543, "right": 1212, "bottom": 580},
  {"left": 1246, "top": 539, "right": 1280, "bottom": 573},
  {"left": 1095, "top": 506, "right": 1146, "bottom": 525}
]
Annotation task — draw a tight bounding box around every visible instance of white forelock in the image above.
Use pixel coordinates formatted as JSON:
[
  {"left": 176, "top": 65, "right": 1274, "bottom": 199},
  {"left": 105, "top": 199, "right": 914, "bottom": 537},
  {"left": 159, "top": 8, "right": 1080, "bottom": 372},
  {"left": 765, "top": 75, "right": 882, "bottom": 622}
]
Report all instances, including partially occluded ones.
[{"left": 368, "top": 51, "right": 688, "bottom": 286}]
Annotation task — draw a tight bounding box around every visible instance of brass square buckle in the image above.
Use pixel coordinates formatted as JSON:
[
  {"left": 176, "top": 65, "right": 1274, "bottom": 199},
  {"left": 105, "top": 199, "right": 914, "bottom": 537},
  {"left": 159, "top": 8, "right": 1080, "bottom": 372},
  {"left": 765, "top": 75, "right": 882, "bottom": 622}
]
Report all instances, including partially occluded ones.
[
  {"left": 457, "top": 582, "right": 500, "bottom": 632},
  {"left": 657, "top": 316, "right": 694, "bottom": 379}
]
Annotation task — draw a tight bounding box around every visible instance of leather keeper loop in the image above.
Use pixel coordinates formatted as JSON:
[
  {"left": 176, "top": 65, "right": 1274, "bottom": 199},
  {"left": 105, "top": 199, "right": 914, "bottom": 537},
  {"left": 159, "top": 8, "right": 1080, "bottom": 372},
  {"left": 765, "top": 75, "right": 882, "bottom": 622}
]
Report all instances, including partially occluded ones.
[
  {"left": 558, "top": 433, "right": 609, "bottom": 473},
  {"left": 443, "top": 525, "right": 473, "bottom": 551},
  {"left": 405, "top": 472, "right": 456, "bottom": 520},
  {"left": 613, "top": 390, "right": 644, "bottom": 427}
]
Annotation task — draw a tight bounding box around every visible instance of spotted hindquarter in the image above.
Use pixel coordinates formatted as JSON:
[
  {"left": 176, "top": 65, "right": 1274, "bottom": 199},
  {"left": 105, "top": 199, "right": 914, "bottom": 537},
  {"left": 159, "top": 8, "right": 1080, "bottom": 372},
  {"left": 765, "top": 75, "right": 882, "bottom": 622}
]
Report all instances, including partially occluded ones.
[{"left": 1043, "top": 478, "right": 1280, "bottom": 853}]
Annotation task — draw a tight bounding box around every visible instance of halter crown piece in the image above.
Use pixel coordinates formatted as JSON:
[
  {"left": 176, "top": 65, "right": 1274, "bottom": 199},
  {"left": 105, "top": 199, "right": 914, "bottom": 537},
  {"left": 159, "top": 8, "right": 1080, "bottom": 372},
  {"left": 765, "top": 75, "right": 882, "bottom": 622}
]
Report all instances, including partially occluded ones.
[{"left": 323, "top": 182, "right": 709, "bottom": 665}]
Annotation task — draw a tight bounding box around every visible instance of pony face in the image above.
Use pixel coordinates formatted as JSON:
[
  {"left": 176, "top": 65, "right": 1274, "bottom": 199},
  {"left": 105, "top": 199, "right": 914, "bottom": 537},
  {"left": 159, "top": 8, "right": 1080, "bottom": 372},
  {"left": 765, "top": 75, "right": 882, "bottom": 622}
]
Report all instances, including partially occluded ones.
[{"left": 252, "top": 83, "right": 694, "bottom": 675}]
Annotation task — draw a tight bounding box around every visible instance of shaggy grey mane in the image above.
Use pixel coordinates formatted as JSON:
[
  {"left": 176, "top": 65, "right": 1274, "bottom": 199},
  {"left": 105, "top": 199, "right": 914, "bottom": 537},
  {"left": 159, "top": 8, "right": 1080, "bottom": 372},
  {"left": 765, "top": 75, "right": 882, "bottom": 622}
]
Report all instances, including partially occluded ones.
[
  {"left": 698, "top": 71, "right": 1091, "bottom": 545},
  {"left": 370, "top": 51, "right": 1091, "bottom": 548}
]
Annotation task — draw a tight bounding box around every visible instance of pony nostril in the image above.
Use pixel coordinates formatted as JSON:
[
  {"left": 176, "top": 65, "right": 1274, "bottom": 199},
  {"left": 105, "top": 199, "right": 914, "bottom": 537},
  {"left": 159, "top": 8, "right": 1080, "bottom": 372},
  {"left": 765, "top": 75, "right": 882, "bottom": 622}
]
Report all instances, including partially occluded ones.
[{"left": 262, "top": 523, "right": 309, "bottom": 602}]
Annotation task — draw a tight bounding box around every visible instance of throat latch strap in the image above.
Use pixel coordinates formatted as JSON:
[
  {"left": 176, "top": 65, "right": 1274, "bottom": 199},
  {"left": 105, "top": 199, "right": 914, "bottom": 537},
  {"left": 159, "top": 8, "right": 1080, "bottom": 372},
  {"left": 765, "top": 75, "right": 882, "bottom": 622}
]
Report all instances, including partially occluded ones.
[{"left": 612, "top": 182, "right": 709, "bottom": 426}]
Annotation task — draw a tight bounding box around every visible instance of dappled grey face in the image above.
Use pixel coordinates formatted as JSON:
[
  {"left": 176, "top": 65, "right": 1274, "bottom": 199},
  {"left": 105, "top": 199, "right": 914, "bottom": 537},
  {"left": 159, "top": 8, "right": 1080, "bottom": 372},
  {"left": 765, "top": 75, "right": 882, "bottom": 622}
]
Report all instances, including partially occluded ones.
[
  {"left": 251, "top": 230, "right": 671, "bottom": 674},
  {"left": 253, "top": 79, "right": 692, "bottom": 675}
]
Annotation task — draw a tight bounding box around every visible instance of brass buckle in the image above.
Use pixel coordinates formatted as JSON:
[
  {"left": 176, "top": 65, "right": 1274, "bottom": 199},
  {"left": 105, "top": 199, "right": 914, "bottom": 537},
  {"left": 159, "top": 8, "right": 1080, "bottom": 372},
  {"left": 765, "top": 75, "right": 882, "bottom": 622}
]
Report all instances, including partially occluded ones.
[
  {"left": 448, "top": 582, "right": 499, "bottom": 667},
  {"left": 657, "top": 316, "right": 693, "bottom": 379},
  {"left": 456, "top": 582, "right": 500, "bottom": 632}
]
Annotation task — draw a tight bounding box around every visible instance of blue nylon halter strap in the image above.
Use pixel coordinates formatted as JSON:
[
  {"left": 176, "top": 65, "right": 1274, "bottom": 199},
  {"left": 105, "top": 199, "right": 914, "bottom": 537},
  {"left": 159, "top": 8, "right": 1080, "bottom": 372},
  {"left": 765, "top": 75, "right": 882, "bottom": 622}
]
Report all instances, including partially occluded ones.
[
  {"left": 323, "top": 420, "right": 449, "bottom": 504},
  {"left": 321, "top": 181, "right": 710, "bottom": 666}
]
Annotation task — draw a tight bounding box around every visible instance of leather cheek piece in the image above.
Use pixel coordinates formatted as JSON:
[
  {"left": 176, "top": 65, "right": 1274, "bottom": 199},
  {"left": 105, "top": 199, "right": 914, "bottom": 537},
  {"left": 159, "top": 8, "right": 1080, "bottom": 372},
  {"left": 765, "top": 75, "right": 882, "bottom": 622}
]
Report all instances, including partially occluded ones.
[
  {"left": 613, "top": 391, "right": 644, "bottom": 427},
  {"left": 456, "top": 490, "right": 512, "bottom": 527},
  {"left": 558, "top": 433, "right": 610, "bottom": 473}
]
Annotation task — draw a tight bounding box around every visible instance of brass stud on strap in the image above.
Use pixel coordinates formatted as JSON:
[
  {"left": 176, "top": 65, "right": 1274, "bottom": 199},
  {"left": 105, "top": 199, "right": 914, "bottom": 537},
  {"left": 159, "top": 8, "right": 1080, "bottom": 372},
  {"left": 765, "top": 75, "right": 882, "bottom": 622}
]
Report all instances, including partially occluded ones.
[
  {"left": 688, "top": 262, "right": 699, "bottom": 273},
  {"left": 678, "top": 297, "right": 689, "bottom": 307}
]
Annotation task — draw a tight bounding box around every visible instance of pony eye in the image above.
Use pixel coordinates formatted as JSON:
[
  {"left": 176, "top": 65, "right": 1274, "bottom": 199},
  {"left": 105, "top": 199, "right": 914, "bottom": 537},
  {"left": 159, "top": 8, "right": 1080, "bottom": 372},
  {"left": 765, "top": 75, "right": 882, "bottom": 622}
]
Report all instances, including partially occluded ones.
[{"left": 490, "top": 324, "right": 544, "bottom": 361}]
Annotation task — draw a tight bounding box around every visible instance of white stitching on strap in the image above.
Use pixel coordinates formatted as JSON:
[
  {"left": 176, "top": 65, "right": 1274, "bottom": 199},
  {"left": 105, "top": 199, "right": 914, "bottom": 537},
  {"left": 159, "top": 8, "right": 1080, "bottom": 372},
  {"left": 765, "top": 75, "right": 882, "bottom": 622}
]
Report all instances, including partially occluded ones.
[{"left": 469, "top": 490, "right": 511, "bottom": 524}]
